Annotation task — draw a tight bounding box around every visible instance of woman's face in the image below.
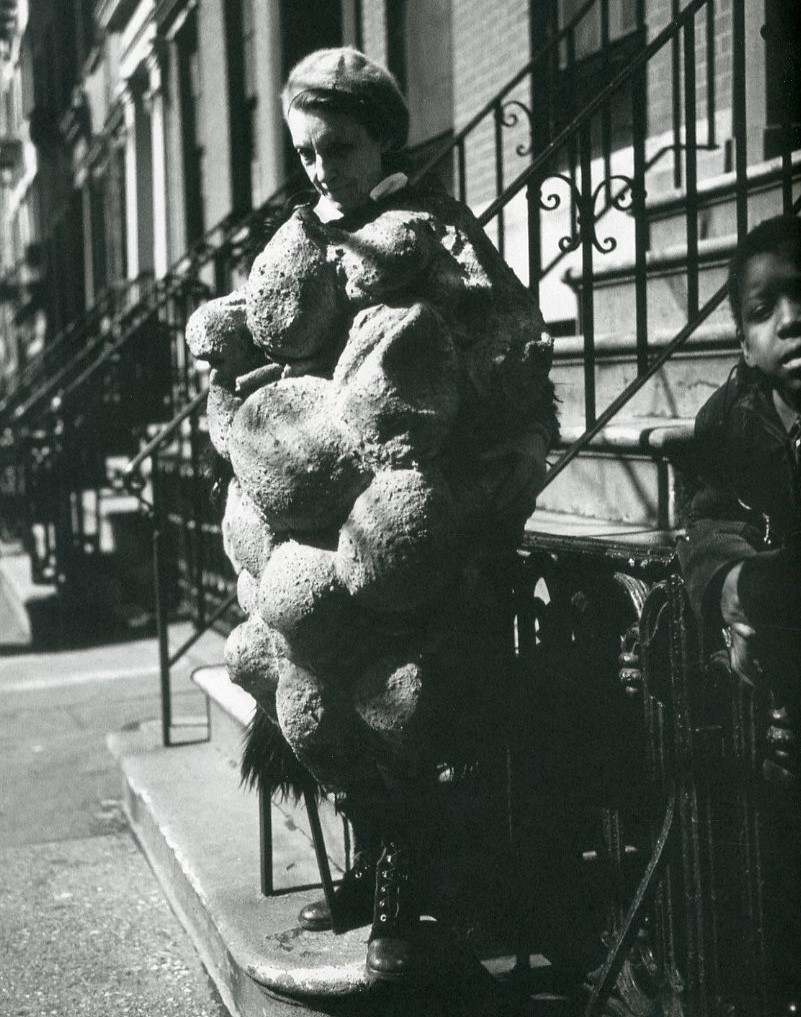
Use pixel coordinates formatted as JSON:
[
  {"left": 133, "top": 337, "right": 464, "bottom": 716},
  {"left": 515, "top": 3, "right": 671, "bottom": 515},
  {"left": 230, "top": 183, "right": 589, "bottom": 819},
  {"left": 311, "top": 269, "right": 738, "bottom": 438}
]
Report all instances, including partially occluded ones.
[{"left": 287, "top": 106, "right": 386, "bottom": 216}]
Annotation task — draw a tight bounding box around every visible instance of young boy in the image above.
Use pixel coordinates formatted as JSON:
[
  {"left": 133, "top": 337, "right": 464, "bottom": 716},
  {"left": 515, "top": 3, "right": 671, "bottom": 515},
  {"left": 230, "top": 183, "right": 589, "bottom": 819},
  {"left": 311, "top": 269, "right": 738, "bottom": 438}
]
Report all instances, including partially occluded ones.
[{"left": 679, "top": 214, "right": 800, "bottom": 779}]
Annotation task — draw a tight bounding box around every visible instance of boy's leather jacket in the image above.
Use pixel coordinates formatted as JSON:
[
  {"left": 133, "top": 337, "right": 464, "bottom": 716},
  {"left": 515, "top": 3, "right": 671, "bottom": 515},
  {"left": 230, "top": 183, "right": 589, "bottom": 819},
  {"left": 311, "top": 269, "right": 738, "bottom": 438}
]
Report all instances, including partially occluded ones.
[{"left": 678, "top": 361, "right": 801, "bottom": 639}]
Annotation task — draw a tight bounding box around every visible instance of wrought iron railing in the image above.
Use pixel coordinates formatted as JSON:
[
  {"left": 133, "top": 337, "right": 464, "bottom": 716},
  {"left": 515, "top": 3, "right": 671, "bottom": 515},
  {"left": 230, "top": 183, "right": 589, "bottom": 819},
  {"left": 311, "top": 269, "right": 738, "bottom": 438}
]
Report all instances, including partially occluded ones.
[
  {"left": 1, "top": 284, "right": 111, "bottom": 429},
  {"left": 108, "top": 0, "right": 801, "bottom": 638},
  {"left": 510, "top": 533, "right": 798, "bottom": 1015},
  {"left": 118, "top": 390, "right": 239, "bottom": 746},
  {"left": 462, "top": 0, "right": 796, "bottom": 487},
  {"left": 1, "top": 181, "right": 295, "bottom": 584}
]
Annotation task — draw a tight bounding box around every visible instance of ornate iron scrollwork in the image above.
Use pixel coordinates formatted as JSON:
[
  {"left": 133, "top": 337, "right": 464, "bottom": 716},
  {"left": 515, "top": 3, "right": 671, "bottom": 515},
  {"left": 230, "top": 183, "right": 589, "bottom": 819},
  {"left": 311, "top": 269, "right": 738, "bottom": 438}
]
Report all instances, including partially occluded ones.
[
  {"left": 538, "top": 172, "right": 644, "bottom": 255},
  {"left": 497, "top": 98, "right": 535, "bottom": 157}
]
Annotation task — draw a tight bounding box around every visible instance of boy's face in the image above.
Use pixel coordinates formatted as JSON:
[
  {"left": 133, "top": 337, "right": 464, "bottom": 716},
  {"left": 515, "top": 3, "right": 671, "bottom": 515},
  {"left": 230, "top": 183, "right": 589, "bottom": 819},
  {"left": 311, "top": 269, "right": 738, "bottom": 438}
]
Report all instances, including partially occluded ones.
[{"left": 739, "top": 242, "right": 801, "bottom": 409}]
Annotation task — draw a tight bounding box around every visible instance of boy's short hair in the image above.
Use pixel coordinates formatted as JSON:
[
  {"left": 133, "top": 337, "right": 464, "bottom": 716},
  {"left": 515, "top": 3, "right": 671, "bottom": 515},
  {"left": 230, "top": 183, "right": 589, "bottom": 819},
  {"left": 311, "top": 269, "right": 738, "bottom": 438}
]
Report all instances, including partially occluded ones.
[{"left": 728, "top": 214, "right": 801, "bottom": 322}]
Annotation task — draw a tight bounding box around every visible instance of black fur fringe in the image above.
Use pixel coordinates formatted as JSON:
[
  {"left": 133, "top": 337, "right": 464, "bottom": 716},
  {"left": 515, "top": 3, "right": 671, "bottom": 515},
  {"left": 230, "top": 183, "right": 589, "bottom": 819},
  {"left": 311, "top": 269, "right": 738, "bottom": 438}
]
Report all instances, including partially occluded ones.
[{"left": 240, "top": 707, "right": 323, "bottom": 803}]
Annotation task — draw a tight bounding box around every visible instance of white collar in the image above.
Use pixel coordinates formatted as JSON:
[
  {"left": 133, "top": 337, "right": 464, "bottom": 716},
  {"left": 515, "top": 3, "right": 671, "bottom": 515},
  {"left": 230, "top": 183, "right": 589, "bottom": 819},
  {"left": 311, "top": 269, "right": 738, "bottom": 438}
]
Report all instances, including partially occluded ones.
[
  {"left": 313, "top": 173, "right": 409, "bottom": 223},
  {"left": 369, "top": 172, "right": 409, "bottom": 201}
]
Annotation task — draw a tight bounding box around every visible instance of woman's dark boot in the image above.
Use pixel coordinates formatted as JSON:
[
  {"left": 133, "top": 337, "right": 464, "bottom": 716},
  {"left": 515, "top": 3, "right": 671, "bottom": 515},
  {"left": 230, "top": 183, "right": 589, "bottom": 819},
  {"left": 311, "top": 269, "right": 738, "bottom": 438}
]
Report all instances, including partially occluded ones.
[
  {"left": 366, "top": 840, "right": 421, "bottom": 981},
  {"left": 297, "top": 845, "right": 376, "bottom": 931}
]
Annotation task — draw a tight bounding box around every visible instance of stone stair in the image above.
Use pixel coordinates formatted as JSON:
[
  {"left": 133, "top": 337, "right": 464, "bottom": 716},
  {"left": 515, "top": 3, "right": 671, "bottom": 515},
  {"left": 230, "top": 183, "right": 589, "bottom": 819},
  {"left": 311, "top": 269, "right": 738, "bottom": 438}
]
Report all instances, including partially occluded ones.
[
  {"left": 531, "top": 153, "right": 801, "bottom": 534},
  {"left": 110, "top": 664, "right": 570, "bottom": 1016}
]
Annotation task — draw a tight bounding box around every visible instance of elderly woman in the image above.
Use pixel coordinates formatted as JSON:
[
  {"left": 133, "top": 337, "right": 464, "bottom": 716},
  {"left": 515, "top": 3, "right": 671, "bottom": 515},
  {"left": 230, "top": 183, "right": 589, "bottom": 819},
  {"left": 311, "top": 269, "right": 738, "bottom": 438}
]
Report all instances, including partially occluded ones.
[{"left": 187, "top": 48, "right": 558, "bottom": 982}]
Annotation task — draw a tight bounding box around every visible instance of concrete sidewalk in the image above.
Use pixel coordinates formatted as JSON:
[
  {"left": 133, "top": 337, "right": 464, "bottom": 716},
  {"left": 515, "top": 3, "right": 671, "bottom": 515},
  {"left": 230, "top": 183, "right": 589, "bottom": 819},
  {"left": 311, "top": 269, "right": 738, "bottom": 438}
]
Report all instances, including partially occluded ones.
[{"left": 0, "top": 544, "right": 235, "bottom": 1016}]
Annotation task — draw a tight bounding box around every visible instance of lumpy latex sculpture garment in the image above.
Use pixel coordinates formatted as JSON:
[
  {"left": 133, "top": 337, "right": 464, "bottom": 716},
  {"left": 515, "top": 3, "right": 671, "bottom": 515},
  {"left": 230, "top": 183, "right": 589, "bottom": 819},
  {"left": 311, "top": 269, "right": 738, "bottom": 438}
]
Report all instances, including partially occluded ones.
[{"left": 187, "top": 181, "right": 557, "bottom": 795}]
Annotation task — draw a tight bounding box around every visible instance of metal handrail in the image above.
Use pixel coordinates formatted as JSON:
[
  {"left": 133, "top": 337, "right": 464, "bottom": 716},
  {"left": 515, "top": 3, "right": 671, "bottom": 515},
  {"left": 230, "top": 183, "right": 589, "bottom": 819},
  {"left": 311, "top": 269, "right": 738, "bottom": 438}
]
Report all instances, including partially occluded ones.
[
  {"left": 122, "top": 387, "right": 208, "bottom": 481},
  {"left": 0, "top": 281, "right": 128, "bottom": 426},
  {"left": 9, "top": 179, "right": 297, "bottom": 430},
  {"left": 10, "top": 274, "right": 154, "bottom": 426}
]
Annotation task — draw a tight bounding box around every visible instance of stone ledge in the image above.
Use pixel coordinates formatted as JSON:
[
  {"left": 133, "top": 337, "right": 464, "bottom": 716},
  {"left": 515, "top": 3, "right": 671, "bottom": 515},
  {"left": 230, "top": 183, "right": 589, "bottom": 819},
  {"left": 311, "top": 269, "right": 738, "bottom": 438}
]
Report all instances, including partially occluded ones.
[
  {"left": 525, "top": 509, "right": 680, "bottom": 550},
  {"left": 108, "top": 721, "right": 376, "bottom": 1016},
  {"left": 563, "top": 232, "right": 734, "bottom": 285},
  {"left": 646, "top": 150, "right": 801, "bottom": 219},
  {"left": 0, "top": 547, "right": 60, "bottom": 648},
  {"left": 552, "top": 320, "right": 737, "bottom": 359},
  {"left": 108, "top": 721, "right": 547, "bottom": 1016}
]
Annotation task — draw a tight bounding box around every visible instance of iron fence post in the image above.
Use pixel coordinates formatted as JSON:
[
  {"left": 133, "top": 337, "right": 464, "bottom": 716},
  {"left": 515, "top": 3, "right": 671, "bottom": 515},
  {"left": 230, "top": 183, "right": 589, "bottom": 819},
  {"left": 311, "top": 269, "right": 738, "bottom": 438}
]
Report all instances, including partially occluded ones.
[{"left": 151, "top": 447, "right": 173, "bottom": 747}]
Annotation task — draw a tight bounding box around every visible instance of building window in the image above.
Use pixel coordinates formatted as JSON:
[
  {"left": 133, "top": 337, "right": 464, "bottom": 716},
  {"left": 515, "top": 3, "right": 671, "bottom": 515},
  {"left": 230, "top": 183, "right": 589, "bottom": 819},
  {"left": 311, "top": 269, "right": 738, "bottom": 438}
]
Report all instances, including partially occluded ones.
[
  {"left": 559, "top": 0, "right": 640, "bottom": 61},
  {"left": 176, "top": 9, "right": 204, "bottom": 245},
  {"left": 550, "top": 0, "right": 644, "bottom": 154}
]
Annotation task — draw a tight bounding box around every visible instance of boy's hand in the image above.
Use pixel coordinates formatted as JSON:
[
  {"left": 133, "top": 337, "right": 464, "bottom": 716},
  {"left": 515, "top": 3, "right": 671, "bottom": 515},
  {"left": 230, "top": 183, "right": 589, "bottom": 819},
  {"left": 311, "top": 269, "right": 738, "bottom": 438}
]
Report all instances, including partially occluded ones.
[{"left": 721, "top": 561, "right": 758, "bottom": 679}]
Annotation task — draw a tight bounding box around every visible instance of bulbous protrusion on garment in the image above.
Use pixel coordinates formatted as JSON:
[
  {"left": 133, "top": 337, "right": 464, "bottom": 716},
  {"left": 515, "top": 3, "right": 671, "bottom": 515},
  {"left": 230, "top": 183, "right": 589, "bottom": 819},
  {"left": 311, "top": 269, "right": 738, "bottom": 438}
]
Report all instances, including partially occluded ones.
[
  {"left": 206, "top": 372, "right": 241, "bottom": 459},
  {"left": 274, "top": 659, "right": 372, "bottom": 792},
  {"left": 336, "top": 468, "right": 457, "bottom": 612},
  {"left": 229, "top": 376, "right": 370, "bottom": 533},
  {"left": 258, "top": 541, "right": 360, "bottom": 674},
  {"left": 222, "top": 478, "right": 277, "bottom": 579},
  {"left": 247, "top": 211, "right": 343, "bottom": 360},
  {"left": 236, "top": 569, "right": 260, "bottom": 615},
  {"left": 351, "top": 654, "right": 426, "bottom": 747},
  {"left": 186, "top": 288, "right": 254, "bottom": 366},
  {"left": 331, "top": 211, "right": 437, "bottom": 306},
  {"left": 224, "top": 612, "right": 282, "bottom": 710},
  {"left": 186, "top": 290, "right": 269, "bottom": 459},
  {"left": 332, "top": 302, "right": 460, "bottom": 466}
]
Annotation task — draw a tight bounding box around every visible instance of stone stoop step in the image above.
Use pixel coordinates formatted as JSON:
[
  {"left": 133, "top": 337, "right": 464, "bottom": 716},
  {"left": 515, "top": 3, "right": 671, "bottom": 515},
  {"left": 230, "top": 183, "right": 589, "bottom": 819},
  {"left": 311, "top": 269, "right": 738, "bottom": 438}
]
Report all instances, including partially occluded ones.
[
  {"left": 533, "top": 418, "right": 694, "bottom": 527},
  {"left": 108, "top": 719, "right": 563, "bottom": 1017},
  {"left": 108, "top": 720, "right": 371, "bottom": 1017}
]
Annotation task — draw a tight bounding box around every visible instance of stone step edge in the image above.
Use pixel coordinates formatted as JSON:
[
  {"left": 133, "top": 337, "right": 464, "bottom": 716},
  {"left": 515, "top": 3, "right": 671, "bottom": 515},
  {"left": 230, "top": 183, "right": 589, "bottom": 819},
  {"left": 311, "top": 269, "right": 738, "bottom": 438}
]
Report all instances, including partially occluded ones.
[
  {"left": 564, "top": 232, "right": 734, "bottom": 286},
  {"left": 190, "top": 664, "right": 351, "bottom": 879},
  {"left": 646, "top": 150, "right": 801, "bottom": 221},
  {"left": 109, "top": 721, "right": 548, "bottom": 1017},
  {"left": 552, "top": 319, "right": 736, "bottom": 358},
  {"left": 193, "top": 662, "right": 255, "bottom": 731},
  {"left": 524, "top": 509, "right": 681, "bottom": 551},
  {"left": 107, "top": 721, "right": 379, "bottom": 1016}
]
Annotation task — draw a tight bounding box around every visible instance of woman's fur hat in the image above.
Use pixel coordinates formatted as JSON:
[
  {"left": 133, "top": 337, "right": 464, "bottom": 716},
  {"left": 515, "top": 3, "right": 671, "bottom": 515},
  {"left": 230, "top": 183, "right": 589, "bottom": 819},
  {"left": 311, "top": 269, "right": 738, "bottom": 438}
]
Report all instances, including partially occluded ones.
[{"left": 282, "top": 47, "right": 409, "bottom": 151}]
